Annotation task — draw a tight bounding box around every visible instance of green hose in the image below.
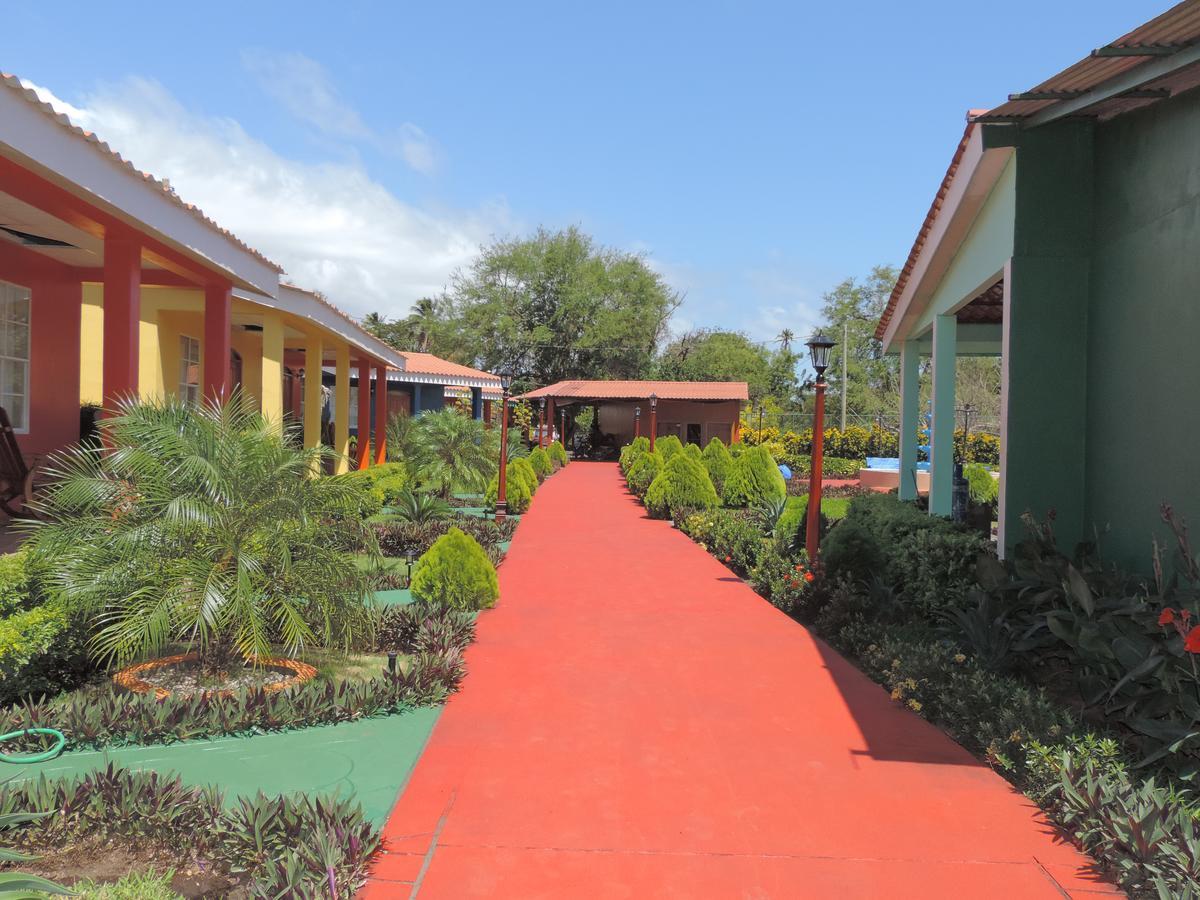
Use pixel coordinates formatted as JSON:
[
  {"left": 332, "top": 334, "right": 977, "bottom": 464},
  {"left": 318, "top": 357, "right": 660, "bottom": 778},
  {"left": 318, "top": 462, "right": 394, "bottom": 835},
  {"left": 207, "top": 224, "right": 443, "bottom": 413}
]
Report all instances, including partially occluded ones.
[{"left": 0, "top": 728, "right": 65, "bottom": 763}]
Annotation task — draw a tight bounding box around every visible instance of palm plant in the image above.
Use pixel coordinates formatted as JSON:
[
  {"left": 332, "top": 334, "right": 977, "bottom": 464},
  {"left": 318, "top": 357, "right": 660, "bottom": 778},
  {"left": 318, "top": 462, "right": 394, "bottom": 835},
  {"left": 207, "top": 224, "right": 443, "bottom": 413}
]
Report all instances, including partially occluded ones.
[
  {"left": 409, "top": 408, "right": 497, "bottom": 499},
  {"left": 388, "top": 490, "right": 452, "bottom": 524},
  {"left": 751, "top": 496, "right": 789, "bottom": 534},
  {"left": 24, "top": 392, "right": 374, "bottom": 674},
  {"left": 385, "top": 410, "right": 418, "bottom": 469}
]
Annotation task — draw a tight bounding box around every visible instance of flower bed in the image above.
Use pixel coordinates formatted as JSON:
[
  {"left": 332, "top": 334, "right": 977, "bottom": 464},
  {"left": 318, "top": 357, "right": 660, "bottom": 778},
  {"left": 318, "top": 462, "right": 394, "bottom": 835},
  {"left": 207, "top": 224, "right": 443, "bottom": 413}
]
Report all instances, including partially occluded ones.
[{"left": 113, "top": 653, "right": 318, "bottom": 699}]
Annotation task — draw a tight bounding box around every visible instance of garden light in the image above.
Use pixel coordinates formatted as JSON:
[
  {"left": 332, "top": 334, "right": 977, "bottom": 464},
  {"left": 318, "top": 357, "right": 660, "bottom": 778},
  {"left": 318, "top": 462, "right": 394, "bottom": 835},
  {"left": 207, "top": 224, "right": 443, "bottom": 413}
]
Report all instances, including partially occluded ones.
[
  {"left": 387, "top": 651, "right": 398, "bottom": 674},
  {"left": 648, "top": 393, "right": 658, "bottom": 452},
  {"left": 806, "top": 332, "right": 836, "bottom": 377},
  {"left": 805, "top": 332, "right": 837, "bottom": 561},
  {"left": 496, "top": 371, "right": 514, "bottom": 522},
  {"left": 634, "top": 406, "right": 641, "bottom": 438}
]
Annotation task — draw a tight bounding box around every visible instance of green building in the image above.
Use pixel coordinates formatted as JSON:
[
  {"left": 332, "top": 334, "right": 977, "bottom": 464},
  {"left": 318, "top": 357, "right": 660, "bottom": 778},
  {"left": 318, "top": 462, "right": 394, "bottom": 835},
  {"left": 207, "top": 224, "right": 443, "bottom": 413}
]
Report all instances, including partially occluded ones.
[{"left": 875, "top": 1, "right": 1200, "bottom": 571}]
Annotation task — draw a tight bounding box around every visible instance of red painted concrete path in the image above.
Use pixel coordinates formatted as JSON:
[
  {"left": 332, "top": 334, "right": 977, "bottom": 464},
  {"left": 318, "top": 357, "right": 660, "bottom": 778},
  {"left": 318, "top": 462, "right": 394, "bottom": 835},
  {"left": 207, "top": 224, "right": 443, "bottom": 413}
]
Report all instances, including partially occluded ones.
[{"left": 363, "top": 462, "right": 1118, "bottom": 899}]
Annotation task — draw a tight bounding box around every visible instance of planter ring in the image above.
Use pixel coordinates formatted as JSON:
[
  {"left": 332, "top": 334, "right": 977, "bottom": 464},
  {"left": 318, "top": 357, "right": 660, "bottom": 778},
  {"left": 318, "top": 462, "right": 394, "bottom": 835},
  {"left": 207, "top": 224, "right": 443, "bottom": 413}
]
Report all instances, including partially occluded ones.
[{"left": 113, "top": 652, "right": 318, "bottom": 699}]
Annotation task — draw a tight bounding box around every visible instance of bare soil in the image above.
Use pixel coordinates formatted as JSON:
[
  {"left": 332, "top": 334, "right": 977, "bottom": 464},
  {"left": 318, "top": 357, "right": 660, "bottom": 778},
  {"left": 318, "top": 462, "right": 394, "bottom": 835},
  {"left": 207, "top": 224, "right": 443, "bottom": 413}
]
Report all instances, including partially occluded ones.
[
  {"left": 10, "top": 841, "right": 248, "bottom": 898},
  {"left": 138, "top": 659, "right": 291, "bottom": 695}
]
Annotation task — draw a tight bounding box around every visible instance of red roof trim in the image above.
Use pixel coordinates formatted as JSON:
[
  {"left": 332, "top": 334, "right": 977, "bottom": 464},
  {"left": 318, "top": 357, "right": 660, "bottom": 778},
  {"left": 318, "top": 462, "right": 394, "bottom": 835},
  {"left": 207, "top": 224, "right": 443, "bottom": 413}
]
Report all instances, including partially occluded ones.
[{"left": 516, "top": 380, "right": 749, "bottom": 402}]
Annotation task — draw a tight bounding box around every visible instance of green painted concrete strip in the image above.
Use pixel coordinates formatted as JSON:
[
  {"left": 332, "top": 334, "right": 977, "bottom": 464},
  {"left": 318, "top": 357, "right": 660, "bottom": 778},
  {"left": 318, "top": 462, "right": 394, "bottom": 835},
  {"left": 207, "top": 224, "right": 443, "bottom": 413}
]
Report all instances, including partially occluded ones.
[
  {"left": 4, "top": 708, "right": 442, "bottom": 826},
  {"left": 375, "top": 588, "right": 414, "bottom": 606}
]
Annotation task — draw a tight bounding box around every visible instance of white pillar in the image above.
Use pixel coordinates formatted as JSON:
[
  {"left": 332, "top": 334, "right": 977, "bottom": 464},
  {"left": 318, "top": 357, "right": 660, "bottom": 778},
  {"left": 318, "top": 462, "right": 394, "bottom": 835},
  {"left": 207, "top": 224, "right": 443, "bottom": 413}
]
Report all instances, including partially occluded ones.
[
  {"left": 898, "top": 340, "right": 921, "bottom": 501},
  {"left": 929, "top": 314, "right": 957, "bottom": 516}
]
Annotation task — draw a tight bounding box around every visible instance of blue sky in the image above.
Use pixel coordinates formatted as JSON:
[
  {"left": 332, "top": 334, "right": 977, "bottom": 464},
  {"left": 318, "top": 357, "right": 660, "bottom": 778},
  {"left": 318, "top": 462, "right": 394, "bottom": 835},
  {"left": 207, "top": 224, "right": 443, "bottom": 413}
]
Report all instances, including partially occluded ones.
[{"left": 1, "top": 0, "right": 1169, "bottom": 340}]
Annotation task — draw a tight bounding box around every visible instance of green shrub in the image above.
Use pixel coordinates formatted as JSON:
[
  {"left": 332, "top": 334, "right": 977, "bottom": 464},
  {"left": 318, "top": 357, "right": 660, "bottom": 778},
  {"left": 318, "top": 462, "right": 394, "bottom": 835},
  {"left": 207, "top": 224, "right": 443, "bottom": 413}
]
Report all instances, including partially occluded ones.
[
  {"left": 0, "top": 602, "right": 89, "bottom": 706},
  {"left": 549, "top": 440, "right": 569, "bottom": 468},
  {"left": 626, "top": 451, "right": 662, "bottom": 497},
  {"left": 683, "top": 443, "right": 702, "bottom": 461},
  {"left": 654, "top": 434, "right": 683, "bottom": 463},
  {"left": 410, "top": 528, "right": 499, "bottom": 610},
  {"left": 722, "top": 445, "right": 786, "bottom": 507},
  {"left": 644, "top": 453, "right": 720, "bottom": 519},
  {"left": 346, "top": 462, "right": 410, "bottom": 516},
  {"left": 528, "top": 447, "right": 552, "bottom": 481},
  {"left": 696, "top": 510, "right": 767, "bottom": 575},
  {"left": 821, "top": 492, "right": 989, "bottom": 616},
  {"left": 513, "top": 457, "right": 538, "bottom": 496},
  {"left": 485, "top": 461, "right": 533, "bottom": 514},
  {"left": 701, "top": 439, "right": 733, "bottom": 494},
  {"left": 0, "top": 552, "right": 31, "bottom": 616},
  {"left": 965, "top": 463, "right": 999, "bottom": 505},
  {"left": 619, "top": 437, "right": 649, "bottom": 474},
  {"left": 773, "top": 495, "right": 831, "bottom": 553}
]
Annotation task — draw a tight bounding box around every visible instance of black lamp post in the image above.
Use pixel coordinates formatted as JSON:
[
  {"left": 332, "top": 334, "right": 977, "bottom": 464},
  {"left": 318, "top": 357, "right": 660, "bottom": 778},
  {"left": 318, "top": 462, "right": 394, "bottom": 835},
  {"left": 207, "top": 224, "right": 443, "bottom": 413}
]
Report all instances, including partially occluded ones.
[
  {"left": 496, "top": 371, "right": 514, "bottom": 523},
  {"left": 634, "top": 406, "right": 641, "bottom": 439},
  {"left": 805, "top": 332, "right": 837, "bottom": 561},
  {"left": 538, "top": 398, "right": 547, "bottom": 449},
  {"left": 648, "top": 393, "right": 658, "bottom": 452}
]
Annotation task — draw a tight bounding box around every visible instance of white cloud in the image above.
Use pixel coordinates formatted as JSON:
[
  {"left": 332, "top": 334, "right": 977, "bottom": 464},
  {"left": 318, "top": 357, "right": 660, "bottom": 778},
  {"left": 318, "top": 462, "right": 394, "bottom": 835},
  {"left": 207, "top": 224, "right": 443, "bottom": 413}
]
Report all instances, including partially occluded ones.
[
  {"left": 241, "top": 50, "right": 439, "bottom": 175},
  {"left": 22, "top": 77, "right": 511, "bottom": 318}
]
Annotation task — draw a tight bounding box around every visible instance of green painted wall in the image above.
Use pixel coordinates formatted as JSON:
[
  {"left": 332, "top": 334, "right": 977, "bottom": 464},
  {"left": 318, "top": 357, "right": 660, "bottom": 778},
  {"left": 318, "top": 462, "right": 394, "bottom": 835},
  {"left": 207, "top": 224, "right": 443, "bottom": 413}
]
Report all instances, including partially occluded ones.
[
  {"left": 914, "top": 159, "right": 1016, "bottom": 335},
  {"left": 1084, "top": 90, "right": 1200, "bottom": 571},
  {"left": 1004, "top": 120, "right": 1093, "bottom": 554}
]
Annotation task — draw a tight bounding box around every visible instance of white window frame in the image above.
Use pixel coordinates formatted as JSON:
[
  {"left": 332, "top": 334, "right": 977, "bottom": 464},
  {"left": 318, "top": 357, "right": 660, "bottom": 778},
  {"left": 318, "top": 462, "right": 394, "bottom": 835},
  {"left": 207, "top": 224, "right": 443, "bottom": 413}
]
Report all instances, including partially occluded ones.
[
  {"left": 0, "top": 281, "right": 31, "bottom": 434},
  {"left": 178, "top": 335, "right": 200, "bottom": 406}
]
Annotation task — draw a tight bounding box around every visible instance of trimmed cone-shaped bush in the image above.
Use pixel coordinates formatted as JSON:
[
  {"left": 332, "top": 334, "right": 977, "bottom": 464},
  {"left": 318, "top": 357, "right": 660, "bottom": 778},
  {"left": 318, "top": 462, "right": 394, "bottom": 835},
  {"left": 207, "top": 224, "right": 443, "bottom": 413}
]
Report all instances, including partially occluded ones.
[
  {"left": 528, "top": 447, "right": 552, "bottom": 481},
  {"left": 549, "top": 440, "right": 569, "bottom": 468},
  {"left": 626, "top": 450, "right": 662, "bottom": 497},
  {"left": 683, "top": 443, "right": 703, "bottom": 461},
  {"left": 485, "top": 460, "right": 533, "bottom": 513},
  {"left": 702, "top": 438, "right": 733, "bottom": 494},
  {"left": 410, "top": 527, "right": 499, "bottom": 610},
  {"left": 620, "top": 437, "right": 650, "bottom": 474},
  {"left": 655, "top": 434, "right": 683, "bottom": 463},
  {"left": 722, "top": 445, "right": 786, "bottom": 507},
  {"left": 644, "top": 453, "right": 720, "bottom": 519},
  {"left": 513, "top": 457, "right": 538, "bottom": 496}
]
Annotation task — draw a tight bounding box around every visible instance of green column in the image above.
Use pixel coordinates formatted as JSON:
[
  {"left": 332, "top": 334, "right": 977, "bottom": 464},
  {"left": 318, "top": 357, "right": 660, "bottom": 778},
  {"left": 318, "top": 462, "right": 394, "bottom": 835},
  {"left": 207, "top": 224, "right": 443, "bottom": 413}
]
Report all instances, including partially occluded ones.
[
  {"left": 898, "top": 340, "right": 921, "bottom": 501},
  {"left": 929, "top": 314, "right": 956, "bottom": 517}
]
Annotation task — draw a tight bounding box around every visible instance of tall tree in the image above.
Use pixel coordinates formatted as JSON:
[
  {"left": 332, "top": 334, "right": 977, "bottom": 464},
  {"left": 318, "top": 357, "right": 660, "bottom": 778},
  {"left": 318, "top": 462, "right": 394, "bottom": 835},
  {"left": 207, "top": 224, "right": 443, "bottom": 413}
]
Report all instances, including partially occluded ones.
[
  {"left": 655, "top": 329, "right": 780, "bottom": 402},
  {"left": 442, "top": 226, "right": 680, "bottom": 387},
  {"left": 818, "top": 265, "right": 900, "bottom": 423}
]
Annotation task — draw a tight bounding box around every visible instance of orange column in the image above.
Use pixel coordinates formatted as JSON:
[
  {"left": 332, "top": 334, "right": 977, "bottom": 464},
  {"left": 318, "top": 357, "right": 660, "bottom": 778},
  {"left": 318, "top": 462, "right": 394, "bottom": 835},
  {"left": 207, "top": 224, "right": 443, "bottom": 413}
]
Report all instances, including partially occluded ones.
[
  {"left": 356, "top": 358, "right": 372, "bottom": 468},
  {"left": 483, "top": 398, "right": 493, "bottom": 426},
  {"left": 203, "top": 282, "right": 232, "bottom": 403},
  {"left": 101, "top": 234, "right": 141, "bottom": 412},
  {"left": 374, "top": 363, "right": 389, "bottom": 464}
]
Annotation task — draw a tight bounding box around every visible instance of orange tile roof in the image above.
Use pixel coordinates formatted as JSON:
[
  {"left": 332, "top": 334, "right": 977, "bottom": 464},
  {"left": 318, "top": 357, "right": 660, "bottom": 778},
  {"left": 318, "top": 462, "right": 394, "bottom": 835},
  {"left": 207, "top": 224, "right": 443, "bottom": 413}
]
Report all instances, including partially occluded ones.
[
  {"left": 517, "top": 380, "right": 748, "bottom": 402},
  {"left": 399, "top": 352, "right": 500, "bottom": 383},
  {"left": 0, "top": 72, "right": 283, "bottom": 273}
]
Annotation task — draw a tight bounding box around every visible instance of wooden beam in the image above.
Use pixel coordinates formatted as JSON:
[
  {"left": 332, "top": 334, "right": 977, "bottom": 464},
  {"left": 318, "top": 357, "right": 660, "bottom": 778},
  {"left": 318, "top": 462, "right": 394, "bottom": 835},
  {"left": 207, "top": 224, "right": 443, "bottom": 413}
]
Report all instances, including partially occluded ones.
[{"left": 1091, "top": 45, "right": 1181, "bottom": 57}]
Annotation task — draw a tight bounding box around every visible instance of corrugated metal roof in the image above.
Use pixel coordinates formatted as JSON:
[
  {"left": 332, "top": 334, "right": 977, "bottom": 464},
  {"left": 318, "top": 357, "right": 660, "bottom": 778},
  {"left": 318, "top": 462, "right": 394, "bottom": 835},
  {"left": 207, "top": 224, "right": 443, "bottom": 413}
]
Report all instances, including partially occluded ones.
[
  {"left": 0, "top": 73, "right": 284, "bottom": 272},
  {"left": 977, "top": 0, "right": 1200, "bottom": 123},
  {"left": 516, "top": 380, "right": 749, "bottom": 402}
]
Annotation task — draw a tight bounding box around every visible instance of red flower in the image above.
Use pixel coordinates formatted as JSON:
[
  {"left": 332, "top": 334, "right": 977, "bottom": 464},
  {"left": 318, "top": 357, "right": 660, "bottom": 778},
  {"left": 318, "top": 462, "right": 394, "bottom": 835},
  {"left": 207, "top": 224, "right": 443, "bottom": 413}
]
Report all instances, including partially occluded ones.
[
  {"left": 1184, "top": 609, "right": 1194, "bottom": 624},
  {"left": 724, "top": 555, "right": 732, "bottom": 563},
  {"left": 804, "top": 572, "right": 815, "bottom": 583},
  {"left": 1185, "top": 625, "right": 1200, "bottom": 654},
  {"left": 1160, "top": 608, "right": 1177, "bottom": 626},
  {"left": 794, "top": 564, "right": 804, "bottom": 572}
]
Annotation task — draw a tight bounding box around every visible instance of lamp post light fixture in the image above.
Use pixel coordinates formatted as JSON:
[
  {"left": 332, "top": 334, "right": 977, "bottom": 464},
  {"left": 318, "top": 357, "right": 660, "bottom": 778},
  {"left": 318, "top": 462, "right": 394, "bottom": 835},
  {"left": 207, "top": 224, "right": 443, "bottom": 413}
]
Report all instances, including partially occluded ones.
[
  {"left": 804, "top": 332, "right": 837, "bottom": 562},
  {"left": 495, "top": 371, "right": 514, "bottom": 523},
  {"left": 634, "top": 406, "right": 641, "bottom": 438},
  {"left": 648, "top": 393, "right": 658, "bottom": 452},
  {"left": 560, "top": 410, "right": 567, "bottom": 449},
  {"left": 538, "top": 398, "right": 547, "bottom": 449}
]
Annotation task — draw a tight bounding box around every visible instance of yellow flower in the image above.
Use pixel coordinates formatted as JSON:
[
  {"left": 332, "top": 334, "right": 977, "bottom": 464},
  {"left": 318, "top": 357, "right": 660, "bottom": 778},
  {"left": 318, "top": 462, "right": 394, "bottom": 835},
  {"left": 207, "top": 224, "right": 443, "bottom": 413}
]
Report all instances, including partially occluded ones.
[
  {"left": 953, "top": 653, "right": 966, "bottom": 664},
  {"left": 907, "top": 700, "right": 922, "bottom": 712},
  {"left": 903, "top": 678, "right": 918, "bottom": 690},
  {"left": 890, "top": 687, "right": 903, "bottom": 701},
  {"left": 1008, "top": 730, "right": 1022, "bottom": 744},
  {"left": 891, "top": 659, "right": 901, "bottom": 669}
]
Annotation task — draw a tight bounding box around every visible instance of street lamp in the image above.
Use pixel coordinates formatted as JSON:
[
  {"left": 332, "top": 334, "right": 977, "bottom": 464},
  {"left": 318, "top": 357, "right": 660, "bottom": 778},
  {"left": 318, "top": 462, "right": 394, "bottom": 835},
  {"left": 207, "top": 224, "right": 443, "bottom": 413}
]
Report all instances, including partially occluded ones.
[
  {"left": 758, "top": 404, "right": 765, "bottom": 441},
  {"left": 648, "top": 393, "right": 658, "bottom": 452},
  {"left": 496, "top": 372, "right": 514, "bottom": 523},
  {"left": 805, "top": 332, "right": 837, "bottom": 562},
  {"left": 560, "top": 409, "right": 567, "bottom": 450},
  {"left": 634, "top": 406, "right": 641, "bottom": 439},
  {"left": 538, "top": 398, "right": 547, "bottom": 449}
]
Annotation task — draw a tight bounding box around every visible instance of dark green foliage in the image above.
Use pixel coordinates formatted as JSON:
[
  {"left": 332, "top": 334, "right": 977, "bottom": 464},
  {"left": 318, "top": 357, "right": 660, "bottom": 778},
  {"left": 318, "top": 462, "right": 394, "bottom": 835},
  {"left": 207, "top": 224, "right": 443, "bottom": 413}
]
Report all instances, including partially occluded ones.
[
  {"left": 346, "top": 462, "right": 410, "bottom": 517},
  {"left": 625, "top": 451, "right": 662, "bottom": 497},
  {"left": 680, "top": 510, "right": 766, "bottom": 575},
  {"left": 374, "top": 515, "right": 514, "bottom": 558},
  {"left": 549, "top": 440, "right": 569, "bottom": 468},
  {"left": 410, "top": 528, "right": 499, "bottom": 610},
  {"left": 821, "top": 492, "right": 989, "bottom": 616},
  {"left": 722, "top": 445, "right": 786, "bottom": 507},
  {"left": 701, "top": 438, "right": 733, "bottom": 494},
  {"left": 0, "top": 603, "right": 90, "bottom": 707},
  {"left": 0, "top": 764, "right": 378, "bottom": 896},
  {"left": 387, "top": 490, "right": 452, "bottom": 523},
  {"left": 773, "top": 495, "right": 828, "bottom": 553},
  {"left": 654, "top": 434, "right": 683, "bottom": 463},
  {"left": 644, "top": 453, "right": 719, "bottom": 519},
  {"left": 528, "top": 447, "right": 552, "bottom": 481},
  {"left": 683, "top": 443, "right": 702, "bottom": 461},
  {"left": 374, "top": 603, "right": 476, "bottom": 654}
]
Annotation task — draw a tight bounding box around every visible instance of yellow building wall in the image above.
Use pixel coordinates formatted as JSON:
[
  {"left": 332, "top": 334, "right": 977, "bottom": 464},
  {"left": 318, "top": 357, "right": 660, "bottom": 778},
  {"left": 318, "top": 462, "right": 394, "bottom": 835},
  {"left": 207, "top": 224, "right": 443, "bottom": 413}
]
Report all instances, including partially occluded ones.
[{"left": 80, "top": 285, "right": 103, "bottom": 405}]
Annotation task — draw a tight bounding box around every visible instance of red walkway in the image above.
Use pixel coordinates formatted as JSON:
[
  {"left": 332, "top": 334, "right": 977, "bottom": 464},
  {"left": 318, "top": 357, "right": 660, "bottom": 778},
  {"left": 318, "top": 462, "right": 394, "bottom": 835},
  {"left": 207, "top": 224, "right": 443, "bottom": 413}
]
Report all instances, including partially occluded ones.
[{"left": 363, "top": 462, "right": 1117, "bottom": 899}]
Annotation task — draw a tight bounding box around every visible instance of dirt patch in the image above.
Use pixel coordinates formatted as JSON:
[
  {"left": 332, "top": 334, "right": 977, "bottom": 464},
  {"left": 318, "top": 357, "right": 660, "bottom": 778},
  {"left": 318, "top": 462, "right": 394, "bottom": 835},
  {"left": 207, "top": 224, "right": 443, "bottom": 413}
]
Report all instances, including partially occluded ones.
[
  {"left": 138, "top": 659, "right": 291, "bottom": 695},
  {"left": 11, "top": 842, "right": 247, "bottom": 898}
]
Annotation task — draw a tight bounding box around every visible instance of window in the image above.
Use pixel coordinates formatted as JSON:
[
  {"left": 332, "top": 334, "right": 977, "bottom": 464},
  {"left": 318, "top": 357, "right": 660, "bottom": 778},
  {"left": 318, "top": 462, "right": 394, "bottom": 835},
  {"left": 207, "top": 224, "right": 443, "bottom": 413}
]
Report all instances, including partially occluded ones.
[
  {"left": 178, "top": 335, "right": 200, "bottom": 405},
  {"left": 0, "top": 282, "right": 30, "bottom": 432}
]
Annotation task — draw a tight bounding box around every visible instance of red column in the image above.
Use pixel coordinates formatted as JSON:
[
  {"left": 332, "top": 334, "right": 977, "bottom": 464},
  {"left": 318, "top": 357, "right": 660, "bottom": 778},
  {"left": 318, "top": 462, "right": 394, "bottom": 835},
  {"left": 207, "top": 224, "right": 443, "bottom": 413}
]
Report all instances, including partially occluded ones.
[
  {"left": 101, "top": 235, "right": 141, "bottom": 413},
  {"left": 203, "top": 282, "right": 232, "bottom": 403},
  {"left": 546, "top": 397, "right": 555, "bottom": 447},
  {"left": 356, "top": 358, "right": 372, "bottom": 468},
  {"left": 483, "top": 398, "right": 493, "bottom": 426},
  {"left": 805, "top": 379, "right": 828, "bottom": 561},
  {"left": 374, "top": 363, "right": 389, "bottom": 464}
]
